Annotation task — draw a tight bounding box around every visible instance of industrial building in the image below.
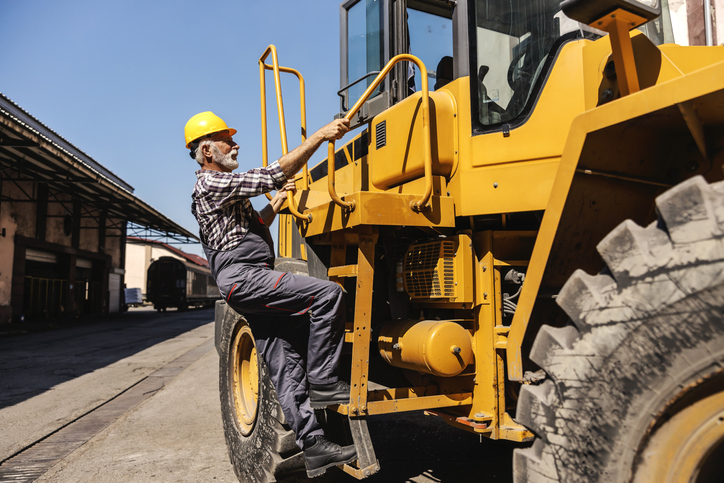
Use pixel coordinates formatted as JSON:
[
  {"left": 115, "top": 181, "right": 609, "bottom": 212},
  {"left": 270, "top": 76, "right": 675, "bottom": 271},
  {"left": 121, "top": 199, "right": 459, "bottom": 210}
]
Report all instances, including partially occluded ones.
[
  {"left": 0, "top": 93, "right": 196, "bottom": 324},
  {"left": 666, "top": 0, "right": 724, "bottom": 47}
]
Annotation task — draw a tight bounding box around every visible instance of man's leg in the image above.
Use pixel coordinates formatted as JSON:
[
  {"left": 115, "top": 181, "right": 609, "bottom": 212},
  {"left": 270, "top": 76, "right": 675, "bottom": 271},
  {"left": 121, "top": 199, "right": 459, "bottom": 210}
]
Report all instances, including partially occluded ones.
[
  {"left": 246, "top": 314, "right": 323, "bottom": 449},
  {"left": 270, "top": 272, "right": 346, "bottom": 386},
  {"left": 227, "top": 267, "right": 347, "bottom": 387},
  {"left": 226, "top": 266, "right": 356, "bottom": 476}
]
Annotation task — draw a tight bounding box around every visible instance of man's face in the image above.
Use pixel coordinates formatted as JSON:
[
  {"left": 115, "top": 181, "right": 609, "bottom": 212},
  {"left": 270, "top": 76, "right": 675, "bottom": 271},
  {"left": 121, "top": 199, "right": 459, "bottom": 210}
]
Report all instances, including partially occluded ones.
[{"left": 208, "top": 131, "right": 239, "bottom": 171}]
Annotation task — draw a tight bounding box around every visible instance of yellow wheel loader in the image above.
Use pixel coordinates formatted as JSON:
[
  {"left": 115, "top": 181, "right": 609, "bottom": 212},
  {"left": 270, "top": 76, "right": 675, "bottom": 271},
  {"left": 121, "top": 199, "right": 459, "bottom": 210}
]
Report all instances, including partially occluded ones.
[{"left": 215, "top": 0, "right": 724, "bottom": 481}]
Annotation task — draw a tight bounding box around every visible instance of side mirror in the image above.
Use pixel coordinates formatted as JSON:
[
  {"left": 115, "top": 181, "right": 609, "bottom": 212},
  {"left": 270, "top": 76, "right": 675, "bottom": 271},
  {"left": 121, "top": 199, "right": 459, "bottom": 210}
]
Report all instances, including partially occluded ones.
[
  {"left": 562, "top": 0, "right": 662, "bottom": 97},
  {"left": 561, "top": 0, "right": 661, "bottom": 31}
]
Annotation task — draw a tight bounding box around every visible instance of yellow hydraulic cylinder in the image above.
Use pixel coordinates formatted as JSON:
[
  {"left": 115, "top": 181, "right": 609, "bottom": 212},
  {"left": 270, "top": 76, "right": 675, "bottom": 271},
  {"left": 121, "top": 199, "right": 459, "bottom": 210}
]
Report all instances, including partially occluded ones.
[{"left": 378, "top": 320, "right": 473, "bottom": 377}]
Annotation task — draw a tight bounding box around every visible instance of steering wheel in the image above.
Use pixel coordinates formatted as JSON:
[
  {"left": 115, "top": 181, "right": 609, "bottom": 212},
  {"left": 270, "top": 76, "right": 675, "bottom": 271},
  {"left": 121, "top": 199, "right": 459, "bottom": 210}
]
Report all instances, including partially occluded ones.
[{"left": 507, "top": 47, "right": 533, "bottom": 90}]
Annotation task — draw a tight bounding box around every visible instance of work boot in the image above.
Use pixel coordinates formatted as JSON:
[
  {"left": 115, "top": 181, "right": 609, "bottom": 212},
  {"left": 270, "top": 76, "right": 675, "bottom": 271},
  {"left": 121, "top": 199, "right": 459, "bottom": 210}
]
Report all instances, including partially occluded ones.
[
  {"left": 303, "top": 435, "right": 357, "bottom": 478},
  {"left": 309, "top": 380, "right": 351, "bottom": 408}
]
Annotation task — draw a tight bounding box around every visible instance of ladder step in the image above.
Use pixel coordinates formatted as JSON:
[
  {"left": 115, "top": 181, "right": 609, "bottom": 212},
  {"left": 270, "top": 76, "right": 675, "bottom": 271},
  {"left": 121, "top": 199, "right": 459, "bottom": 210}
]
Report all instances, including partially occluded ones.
[
  {"left": 340, "top": 417, "right": 380, "bottom": 479},
  {"left": 328, "top": 265, "right": 358, "bottom": 278}
]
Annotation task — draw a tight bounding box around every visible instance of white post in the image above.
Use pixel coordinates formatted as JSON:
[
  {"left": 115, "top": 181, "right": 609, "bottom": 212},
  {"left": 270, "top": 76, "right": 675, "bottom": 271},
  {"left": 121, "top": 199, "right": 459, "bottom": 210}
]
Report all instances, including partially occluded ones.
[{"left": 704, "top": 0, "right": 714, "bottom": 45}]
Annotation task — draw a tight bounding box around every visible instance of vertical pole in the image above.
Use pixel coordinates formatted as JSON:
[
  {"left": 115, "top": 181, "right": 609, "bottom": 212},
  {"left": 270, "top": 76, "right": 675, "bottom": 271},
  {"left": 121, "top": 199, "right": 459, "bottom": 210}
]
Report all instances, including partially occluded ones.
[
  {"left": 259, "top": 59, "right": 269, "bottom": 168},
  {"left": 98, "top": 209, "right": 107, "bottom": 252},
  {"left": 347, "top": 228, "right": 379, "bottom": 477},
  {"left": 704, "top": 0, "right": 714, "bottom": 46},
  {"left": 68, "top": 255, "right": 77, "bottom": 316},
  {"left": 348, "top": 230, "right": 377, "bottom": 417},
  {"left": 36, "top": 183, "right": 47, "bottom": 241},
  {"left": 609, "top": 17, "right": 640, "bottom": 96},
  {"left": 12, "top": 244, "right": 26, "bottom": 321},
  {"left": 474, "top": 231, "right": 499, "bottom": 436},
  {"left": 71, "top": 199, "right": 81, "bottom": 249},
  {"left": 119, "top": 219, "right": 127, "bottom": 312}
]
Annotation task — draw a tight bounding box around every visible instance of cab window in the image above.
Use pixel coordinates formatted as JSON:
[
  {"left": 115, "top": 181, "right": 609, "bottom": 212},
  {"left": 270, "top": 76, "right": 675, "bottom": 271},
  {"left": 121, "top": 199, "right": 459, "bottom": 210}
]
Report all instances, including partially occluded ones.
[
  {"left": 407, "top": 6, "right": 453, "bottom": 92},
  {"left": 346, "top": 0, "right": 386, "bottom": 106}
]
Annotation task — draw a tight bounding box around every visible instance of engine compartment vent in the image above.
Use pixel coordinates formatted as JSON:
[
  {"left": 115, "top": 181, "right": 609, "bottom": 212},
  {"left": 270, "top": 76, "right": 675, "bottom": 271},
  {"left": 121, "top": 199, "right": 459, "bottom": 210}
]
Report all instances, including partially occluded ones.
[
  {"left": 403, "top": 240, "right": 455, "bottom": 298},
  {"left": 375, "top": 120, "right": 386, "bottom": 150}
]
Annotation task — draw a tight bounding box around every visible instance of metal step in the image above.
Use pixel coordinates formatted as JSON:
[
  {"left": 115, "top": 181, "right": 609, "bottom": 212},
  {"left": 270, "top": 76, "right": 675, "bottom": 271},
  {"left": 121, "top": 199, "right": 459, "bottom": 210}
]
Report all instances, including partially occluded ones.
[{"left": 340, "top": 417, "right": 380, "bottom": 479}]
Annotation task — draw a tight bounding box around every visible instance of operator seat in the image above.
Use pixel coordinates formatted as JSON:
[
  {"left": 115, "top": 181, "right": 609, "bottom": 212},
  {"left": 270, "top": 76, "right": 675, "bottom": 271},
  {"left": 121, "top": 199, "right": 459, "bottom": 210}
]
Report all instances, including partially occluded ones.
[
  {"left": 478, "top": 65, "right": 505, "bottom": 124},
  {"left": 434, "top": 56, "right": 453, "bottom": 90}
]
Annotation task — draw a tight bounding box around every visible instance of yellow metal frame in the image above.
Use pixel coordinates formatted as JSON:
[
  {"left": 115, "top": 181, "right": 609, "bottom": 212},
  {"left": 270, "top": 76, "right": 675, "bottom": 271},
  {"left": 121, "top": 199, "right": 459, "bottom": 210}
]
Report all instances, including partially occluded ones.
[
  {"left": 587, "top": 3, "right": 662, "bottom": 97},
  {"left": 258, "top": 45, "right": 312, "bottom": 222},
  {"left": 269, "top": 24, "right": 724, "bottom": 453},
  {"left": 605, "top": 9, "right": 642, "bottom": 96},
  {"left": 327, "top": 54, "right": 434, "bottom": 212},
  {"left": 506, "top": 58, "right": 724, "bottom": 380},
  {"left": 298, "top": 191, "right": 456, "bottom": 238},
  {"left": 318, "top": 227, "right": 531, "bottom": 443},
  {"left": 324, "top": 228, "right": 478, "bottom": 422}
]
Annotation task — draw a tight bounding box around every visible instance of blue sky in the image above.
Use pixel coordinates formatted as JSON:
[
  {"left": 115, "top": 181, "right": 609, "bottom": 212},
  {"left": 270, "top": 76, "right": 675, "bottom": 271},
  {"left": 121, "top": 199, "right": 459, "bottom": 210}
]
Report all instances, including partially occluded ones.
[{"left": 0, "top": 0, "right": 345, "bottom": 257}]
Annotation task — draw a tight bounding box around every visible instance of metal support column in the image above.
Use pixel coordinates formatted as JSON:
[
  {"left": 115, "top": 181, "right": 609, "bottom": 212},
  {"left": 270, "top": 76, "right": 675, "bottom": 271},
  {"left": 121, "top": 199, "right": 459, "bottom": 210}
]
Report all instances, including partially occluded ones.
[{"left": 342, "top": 229, "right": 380, "bottom": 479}]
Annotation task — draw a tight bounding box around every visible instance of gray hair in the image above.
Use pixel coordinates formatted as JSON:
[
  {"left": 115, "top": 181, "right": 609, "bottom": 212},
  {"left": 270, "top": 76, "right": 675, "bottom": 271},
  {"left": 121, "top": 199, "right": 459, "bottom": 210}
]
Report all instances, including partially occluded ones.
[{"left": 193, "top": 139, "right": 215, "bottom": 167}]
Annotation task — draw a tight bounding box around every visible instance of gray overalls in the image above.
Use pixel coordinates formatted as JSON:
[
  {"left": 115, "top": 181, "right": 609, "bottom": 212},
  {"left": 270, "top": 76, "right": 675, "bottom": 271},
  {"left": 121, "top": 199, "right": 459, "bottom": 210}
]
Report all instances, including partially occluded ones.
[{"left": 204, "top": 211, "right": 345, "bottom": 449}]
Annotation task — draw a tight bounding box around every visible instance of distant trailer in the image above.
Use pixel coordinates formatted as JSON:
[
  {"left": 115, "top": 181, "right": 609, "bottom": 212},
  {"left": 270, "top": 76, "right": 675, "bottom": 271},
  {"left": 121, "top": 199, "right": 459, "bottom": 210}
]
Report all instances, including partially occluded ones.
[
  {"left": 124, "top": 287, "right": 143, "bottom": 307},
  {"left": 146, "top": 256, "right": 219, "bottom": 311}
]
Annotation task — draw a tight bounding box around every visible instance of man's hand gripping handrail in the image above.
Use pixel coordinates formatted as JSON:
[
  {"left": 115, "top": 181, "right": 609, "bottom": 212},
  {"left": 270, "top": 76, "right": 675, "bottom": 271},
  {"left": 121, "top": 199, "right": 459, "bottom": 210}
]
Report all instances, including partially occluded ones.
[
  {"left": 259, "top": 44, "right": 312, "bottom": 223},
  {"left": 328, "top": 54, "right": 433, "bottom": 212}
]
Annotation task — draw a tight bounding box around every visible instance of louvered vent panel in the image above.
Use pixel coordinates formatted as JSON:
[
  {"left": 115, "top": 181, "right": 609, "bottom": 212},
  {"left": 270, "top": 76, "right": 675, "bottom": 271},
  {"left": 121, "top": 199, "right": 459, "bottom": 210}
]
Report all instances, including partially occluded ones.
[
  {"left": 375, "top": 121, "right": 386, "bottom": 149},
  {"left": 403, "top": 240, "right": 456, "bottom": 299}
]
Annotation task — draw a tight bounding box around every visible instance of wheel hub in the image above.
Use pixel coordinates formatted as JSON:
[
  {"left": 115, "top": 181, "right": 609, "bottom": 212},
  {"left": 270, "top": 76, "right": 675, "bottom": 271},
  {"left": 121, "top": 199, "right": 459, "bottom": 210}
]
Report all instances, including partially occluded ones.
[
  {"left": 634, "top": 391, "right": 724, "bottom": 483},
  {"left": 230, "top": 324, "right": 259, "bottom": 436}
]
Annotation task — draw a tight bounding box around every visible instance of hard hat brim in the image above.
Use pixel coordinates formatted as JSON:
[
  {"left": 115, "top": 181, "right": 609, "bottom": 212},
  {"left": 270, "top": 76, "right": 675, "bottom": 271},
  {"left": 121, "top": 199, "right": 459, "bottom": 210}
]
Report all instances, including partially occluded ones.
[{"left": 185, "top": 127, "right": 238, "bottom": 149}]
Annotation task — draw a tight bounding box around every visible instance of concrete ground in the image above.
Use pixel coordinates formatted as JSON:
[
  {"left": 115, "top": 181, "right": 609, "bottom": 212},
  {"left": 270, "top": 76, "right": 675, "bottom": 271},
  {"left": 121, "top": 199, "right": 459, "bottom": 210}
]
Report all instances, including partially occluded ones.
[
  {"left": 0, "top": 307, "right": 518, "bottom": 482},
  {"left": 35, "top": 349, "right": 237, "bottom": 482},
  {"left": 0, "top": 307, "right": 216, "bottom": 462}
]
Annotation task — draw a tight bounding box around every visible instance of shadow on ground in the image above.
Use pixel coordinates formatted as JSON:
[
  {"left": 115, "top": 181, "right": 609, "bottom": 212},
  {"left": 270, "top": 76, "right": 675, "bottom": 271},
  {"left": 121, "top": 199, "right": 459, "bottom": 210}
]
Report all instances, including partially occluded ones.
[
  {"left": 333, "top": 411, "right": 518, "bottom": 483},
  {"left": 0, "top": 307, "right": 214, "bottom": 410}
]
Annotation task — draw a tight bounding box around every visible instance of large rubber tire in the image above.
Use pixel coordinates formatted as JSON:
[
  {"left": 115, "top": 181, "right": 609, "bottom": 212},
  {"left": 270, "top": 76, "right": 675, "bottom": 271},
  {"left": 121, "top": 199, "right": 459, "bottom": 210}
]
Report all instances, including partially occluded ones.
[
  {"left": 219, "top": 306, "right": 306, "bottom": 483},
  {"left": 514, "top": 176, "right": 724, "bottom": 483},
  {"left": 218, "top": 304, "right": 343, "bottom": 483}
]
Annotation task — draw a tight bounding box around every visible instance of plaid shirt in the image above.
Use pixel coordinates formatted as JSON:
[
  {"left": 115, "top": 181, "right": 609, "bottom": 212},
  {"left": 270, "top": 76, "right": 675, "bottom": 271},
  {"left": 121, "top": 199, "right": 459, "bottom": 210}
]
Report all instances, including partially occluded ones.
[{"left": 191, "top": 160, "right": 286, "bottom": 250}]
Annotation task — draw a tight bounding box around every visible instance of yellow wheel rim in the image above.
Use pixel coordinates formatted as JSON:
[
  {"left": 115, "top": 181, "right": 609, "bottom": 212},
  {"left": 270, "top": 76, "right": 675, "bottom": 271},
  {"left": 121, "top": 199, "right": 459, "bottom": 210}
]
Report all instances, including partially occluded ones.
[
  {"left": 634, "top": 391, "right": 724, "bottom": 483},
  {"left": 230, "top": 324, "right": 259, "bottom": 436}
]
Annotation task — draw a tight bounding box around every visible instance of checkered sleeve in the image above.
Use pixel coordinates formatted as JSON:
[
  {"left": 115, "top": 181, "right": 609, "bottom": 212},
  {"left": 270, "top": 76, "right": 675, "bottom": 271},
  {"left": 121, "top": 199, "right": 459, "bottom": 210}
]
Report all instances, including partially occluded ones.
[
  {"left": 192, "top": 161, "right": 287, "bottom": 250},
  {"left": 202, "top": 160, "right": 287, "bottom": 209}
]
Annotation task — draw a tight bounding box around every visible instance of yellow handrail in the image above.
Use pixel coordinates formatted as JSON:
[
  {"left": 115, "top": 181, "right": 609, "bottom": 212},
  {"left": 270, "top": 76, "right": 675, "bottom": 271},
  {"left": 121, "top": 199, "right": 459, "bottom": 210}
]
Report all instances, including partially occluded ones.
[
  {"left": 328, "top": 54, "right": 433, "bottom": 212},
  {"left": 259, "top": 44, "right": 312, "bottom": 222}
]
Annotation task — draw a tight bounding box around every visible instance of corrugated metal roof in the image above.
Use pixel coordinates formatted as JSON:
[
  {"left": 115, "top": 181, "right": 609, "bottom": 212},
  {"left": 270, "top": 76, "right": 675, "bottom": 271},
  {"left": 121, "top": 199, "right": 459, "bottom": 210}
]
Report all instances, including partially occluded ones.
[
  {"left": 0, "top": 92, "right": 197, "bottom": 242},
  {"left": 0, "top": 92, "right": 134, "bottom": 193}
]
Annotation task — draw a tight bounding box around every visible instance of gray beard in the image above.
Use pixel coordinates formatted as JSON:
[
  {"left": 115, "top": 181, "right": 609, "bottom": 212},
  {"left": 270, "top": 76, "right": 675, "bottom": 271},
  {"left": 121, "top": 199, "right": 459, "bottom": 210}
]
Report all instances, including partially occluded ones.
[{"left": 212, "top": 144, "right": 239, "bottom": 170}]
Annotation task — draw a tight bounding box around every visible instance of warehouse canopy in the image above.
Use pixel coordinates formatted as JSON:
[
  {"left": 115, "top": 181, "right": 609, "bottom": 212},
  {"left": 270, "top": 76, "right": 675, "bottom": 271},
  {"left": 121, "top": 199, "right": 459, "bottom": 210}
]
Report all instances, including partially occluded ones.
[{"left": 0, "top": 92, "right": 197, "bottom": 243}]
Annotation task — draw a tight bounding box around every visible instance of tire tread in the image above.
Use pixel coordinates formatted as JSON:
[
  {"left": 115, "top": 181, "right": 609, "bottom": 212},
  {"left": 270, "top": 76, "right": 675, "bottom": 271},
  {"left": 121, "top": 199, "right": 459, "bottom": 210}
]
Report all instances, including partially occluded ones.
[{"left": 514, "top": 176, "right": 724, "bottom": 483}]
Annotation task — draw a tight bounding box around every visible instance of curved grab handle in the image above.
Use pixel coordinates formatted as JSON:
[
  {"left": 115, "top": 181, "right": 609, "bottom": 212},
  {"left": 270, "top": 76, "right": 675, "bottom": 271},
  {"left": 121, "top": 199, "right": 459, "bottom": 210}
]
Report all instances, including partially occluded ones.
[
  {"left": 328, "top": 53, "right": 432, "bottom": 212},
  {"left": 259, "top": 45, "right": 312, "bottom": 222}
]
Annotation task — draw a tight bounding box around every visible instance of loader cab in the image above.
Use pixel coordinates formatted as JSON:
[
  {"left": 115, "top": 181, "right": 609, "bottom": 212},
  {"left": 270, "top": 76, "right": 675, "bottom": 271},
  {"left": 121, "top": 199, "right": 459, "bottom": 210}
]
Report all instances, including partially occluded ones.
[
  {"left": 470, "top": 0, "right": 602, "bottom": 130},
  {"left": 340, "top": 0, "right": 672, "bottom": 132},
  {"left": 339, "top": 0, "right": 600, "bottom": 130},
  {"left": 340, "top": 0, "right": 455, "bottom": 126}
]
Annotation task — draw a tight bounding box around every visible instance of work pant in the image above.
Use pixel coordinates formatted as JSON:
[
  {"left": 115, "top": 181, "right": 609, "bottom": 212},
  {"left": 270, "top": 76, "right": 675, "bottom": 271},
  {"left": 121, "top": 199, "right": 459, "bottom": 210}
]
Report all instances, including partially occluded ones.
[{"left": 225, "top": 264, "right": 346, "bottom": 449}]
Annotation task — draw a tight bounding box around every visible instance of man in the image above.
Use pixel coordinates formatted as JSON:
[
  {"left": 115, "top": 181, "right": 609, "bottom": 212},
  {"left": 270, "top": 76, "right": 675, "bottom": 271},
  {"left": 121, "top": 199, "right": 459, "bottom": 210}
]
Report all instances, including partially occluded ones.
[{"left": 186, "top": 111, "right": 354, "bottom": 478}]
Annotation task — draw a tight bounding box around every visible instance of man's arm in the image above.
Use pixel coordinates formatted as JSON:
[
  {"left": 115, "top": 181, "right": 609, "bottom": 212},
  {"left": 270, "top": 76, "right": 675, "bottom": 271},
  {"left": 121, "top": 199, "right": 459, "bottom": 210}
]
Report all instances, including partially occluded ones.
[
  {"left": 259, "top": 179, "right": 296, "bottom": 226},
  {"left": 277, "top": 119, "right": 350, "bottom": 179}
]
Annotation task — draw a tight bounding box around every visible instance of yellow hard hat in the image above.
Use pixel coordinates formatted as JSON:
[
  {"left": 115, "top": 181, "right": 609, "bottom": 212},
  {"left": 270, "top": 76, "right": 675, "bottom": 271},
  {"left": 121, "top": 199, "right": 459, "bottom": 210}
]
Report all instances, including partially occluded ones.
[{"left": 184, "top": 111, "right": 237, "bottom": 148}]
